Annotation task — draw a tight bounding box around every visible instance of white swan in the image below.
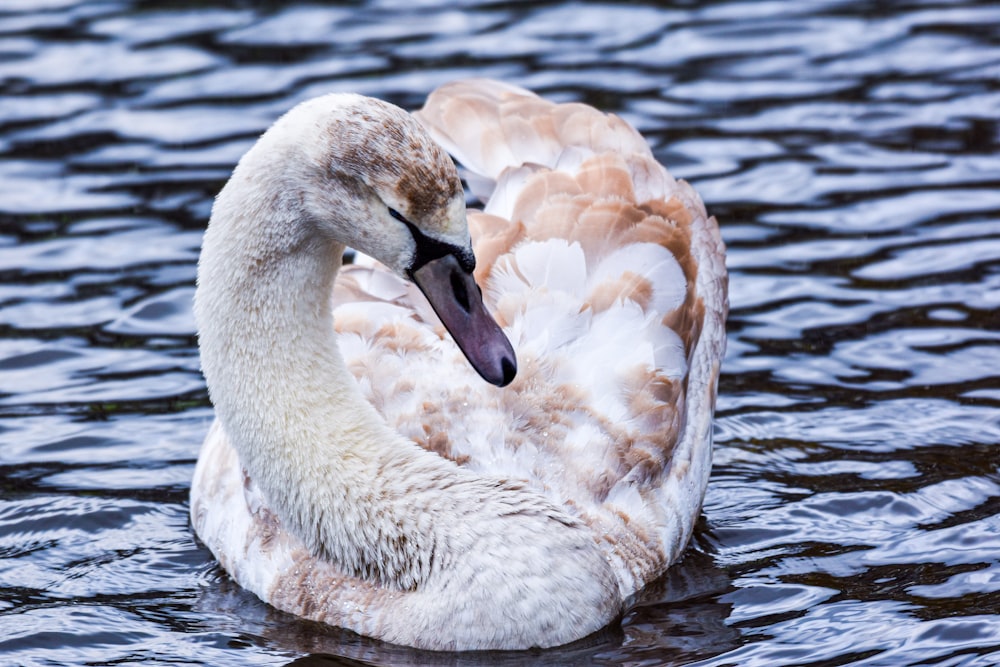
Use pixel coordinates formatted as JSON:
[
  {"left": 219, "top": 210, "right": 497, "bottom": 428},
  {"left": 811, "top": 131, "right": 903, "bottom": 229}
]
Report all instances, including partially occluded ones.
[{"left": 190, "top": 79, "right": 727, "bottom": 651}]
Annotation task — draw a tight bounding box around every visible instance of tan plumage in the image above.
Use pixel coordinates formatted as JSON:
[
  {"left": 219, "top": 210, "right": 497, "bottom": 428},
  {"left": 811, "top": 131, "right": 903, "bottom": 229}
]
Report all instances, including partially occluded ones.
[{"left": 191, "top": 79, "right": 727, "bottom": 651}]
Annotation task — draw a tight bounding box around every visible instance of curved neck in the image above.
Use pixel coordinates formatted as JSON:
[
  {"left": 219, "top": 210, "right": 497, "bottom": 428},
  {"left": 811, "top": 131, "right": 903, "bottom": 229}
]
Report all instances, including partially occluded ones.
[{"left": 195, "top": 172, "right": 451, "bottom": 589}]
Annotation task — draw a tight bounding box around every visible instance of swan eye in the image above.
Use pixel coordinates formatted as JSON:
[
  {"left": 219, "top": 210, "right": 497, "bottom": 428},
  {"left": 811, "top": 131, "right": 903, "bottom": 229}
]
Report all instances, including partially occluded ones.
[
  {"left": 390, "top": 206, "right": 475, "bottom": 275},
  {"left": 399, "top": 216, "right": 475, "bottom": 276}
]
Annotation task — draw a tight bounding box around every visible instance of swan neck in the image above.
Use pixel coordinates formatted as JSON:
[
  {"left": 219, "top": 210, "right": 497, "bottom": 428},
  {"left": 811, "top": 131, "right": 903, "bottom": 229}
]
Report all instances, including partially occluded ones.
[{"left": 195, "top": 180, "right": 429, "bottom": 585}]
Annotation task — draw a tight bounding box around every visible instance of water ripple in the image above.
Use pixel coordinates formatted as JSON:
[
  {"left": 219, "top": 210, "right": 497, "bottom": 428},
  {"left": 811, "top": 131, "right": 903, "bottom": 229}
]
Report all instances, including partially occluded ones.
[{"left": 1, "top": 0, "right": 998, "bottom": 665}]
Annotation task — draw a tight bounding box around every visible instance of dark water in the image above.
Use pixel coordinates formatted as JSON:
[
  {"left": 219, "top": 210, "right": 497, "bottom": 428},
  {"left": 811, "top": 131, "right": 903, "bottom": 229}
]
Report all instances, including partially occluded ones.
[{"left": 1, "top": 1, "right": 998, "bottom": 665}]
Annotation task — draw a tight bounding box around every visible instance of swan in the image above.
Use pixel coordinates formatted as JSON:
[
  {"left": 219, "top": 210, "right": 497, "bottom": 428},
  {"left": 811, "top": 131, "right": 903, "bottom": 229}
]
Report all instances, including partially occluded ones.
[{"left": 190, "top": 79, "right": 727, "bottom": 651}]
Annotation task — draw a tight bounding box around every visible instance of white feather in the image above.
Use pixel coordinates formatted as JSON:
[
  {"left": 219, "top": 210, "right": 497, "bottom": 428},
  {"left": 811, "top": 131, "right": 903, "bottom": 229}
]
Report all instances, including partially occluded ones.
[{"left": 190, "top": 79, "right": 727, "bottom": 651}]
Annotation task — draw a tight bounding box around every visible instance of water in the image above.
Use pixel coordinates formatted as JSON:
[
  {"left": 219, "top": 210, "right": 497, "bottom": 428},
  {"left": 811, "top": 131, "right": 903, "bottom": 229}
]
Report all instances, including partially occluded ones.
[{"left": 1, "top": 1, "right": 998, "bottom": 665}]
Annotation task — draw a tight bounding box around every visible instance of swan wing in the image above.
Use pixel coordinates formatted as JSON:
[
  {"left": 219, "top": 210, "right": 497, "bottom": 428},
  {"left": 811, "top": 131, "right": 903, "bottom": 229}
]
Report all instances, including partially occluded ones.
[{"left": 330, "top": 80, "right": 728, "bottom": 594}]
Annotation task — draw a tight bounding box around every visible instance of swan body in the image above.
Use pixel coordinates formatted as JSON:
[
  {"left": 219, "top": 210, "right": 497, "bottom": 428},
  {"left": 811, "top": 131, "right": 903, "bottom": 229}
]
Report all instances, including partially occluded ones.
[{"left": 191, "top": 80, "right": 727, "bottom": 651}]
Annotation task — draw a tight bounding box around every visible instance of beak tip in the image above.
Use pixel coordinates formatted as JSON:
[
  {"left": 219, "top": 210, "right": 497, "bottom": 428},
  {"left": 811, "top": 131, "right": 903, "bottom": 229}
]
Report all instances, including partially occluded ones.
[
  {"left": 475, "top": 344, "right": 516, "bottom": 387},
  {"left": 496, "top": 354, "right": 517, "bottom": 387}
]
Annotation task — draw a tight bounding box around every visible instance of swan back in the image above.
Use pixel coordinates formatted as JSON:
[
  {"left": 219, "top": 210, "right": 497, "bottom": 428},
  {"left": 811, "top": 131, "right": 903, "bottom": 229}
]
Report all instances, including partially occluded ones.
[{"left": 334, "top": 80, "right": 728, "bottom": 594}]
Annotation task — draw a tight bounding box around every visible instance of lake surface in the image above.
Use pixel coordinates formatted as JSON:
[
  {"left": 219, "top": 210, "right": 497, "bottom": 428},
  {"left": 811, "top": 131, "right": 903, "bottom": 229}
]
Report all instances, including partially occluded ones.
[{"left": 1, "top": 1, "right": 998, "bottom": 665}]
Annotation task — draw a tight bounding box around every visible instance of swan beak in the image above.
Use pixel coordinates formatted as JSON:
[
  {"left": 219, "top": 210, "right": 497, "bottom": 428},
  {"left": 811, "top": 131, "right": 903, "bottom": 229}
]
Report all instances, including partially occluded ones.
[{"left": 410, "top": 254, "right": 517, "bottom": 387}]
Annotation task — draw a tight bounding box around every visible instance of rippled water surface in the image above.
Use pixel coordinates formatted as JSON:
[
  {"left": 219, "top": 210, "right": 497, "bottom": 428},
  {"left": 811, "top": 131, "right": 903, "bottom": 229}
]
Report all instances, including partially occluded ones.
[{"left": 2, "top": 1, "right": 999, "bottom": 665}]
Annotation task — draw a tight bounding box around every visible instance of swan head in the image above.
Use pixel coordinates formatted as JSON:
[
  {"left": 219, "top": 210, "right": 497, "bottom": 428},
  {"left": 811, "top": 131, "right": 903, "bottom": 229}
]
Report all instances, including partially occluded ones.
[{"left": 268, "top": 93, "right": 517, "bottom": 386}]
